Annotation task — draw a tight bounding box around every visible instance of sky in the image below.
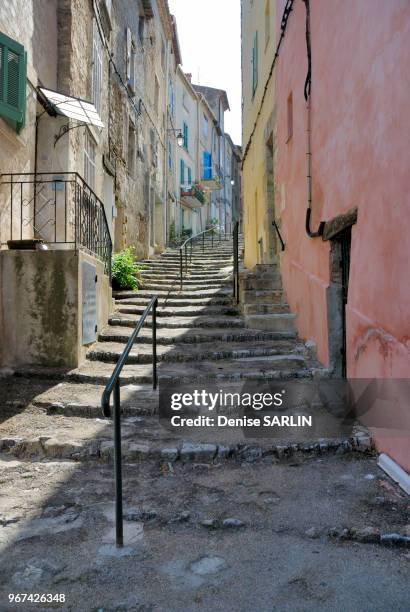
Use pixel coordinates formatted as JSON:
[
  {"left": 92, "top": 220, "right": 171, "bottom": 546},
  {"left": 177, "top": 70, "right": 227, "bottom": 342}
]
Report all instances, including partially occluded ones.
[{"left": 168, "top": 0, "right": 242, "bottom": 145}]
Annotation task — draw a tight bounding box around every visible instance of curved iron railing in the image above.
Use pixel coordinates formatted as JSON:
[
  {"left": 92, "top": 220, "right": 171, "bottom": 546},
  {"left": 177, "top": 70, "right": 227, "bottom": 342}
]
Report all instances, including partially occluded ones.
[
  {"left": 101, "top": 295, "right": 158, "bottom": 547},
  {"left": 178, "top": 226, "right": 220, "bottom": 290},
  {"left": 1, "top": 172, "right": 112, "bottom": 279}
]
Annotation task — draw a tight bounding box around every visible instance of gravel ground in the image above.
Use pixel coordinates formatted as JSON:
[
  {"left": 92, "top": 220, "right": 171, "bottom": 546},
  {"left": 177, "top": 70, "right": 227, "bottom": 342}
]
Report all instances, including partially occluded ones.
[{"left": 0, "top": 376, "right": 408, "bottom": 612}]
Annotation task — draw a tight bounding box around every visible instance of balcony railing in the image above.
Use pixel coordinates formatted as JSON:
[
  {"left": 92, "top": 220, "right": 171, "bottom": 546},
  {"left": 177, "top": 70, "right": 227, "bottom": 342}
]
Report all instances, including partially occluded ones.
[
  {"left": 0, "top": 172, "right": 112, "bottom": 279},
  {"left": 180, "top": 183, "right": 205, "bottom": 205}
]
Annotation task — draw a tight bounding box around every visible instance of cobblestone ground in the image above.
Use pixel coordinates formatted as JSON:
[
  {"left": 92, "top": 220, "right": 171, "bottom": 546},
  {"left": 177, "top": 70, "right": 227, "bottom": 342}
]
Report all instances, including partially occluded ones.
[{"left": 0, "top": 378, "right": 409, "bottom": 612}]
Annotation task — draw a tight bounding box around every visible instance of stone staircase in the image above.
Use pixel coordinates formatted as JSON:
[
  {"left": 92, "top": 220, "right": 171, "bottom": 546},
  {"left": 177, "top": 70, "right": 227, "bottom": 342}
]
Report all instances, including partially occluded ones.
[
  {"left": 240, "top": 263, "right": 297, "bottom": 333},
  {"left": 64, "top": 235, "right": 321, "bottom": 389}
]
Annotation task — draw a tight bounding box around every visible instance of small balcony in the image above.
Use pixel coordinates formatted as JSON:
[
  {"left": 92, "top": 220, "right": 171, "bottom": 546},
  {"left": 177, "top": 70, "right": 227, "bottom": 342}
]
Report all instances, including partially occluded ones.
[
  {"left": 0, "top": 172, "right": 112, "bottom": 278},
  {"left": 180, "top": 183, "right": 206, "bottom": 208},
  {"left": 201, "top": 167, "right": 222, "bottom": 191}
]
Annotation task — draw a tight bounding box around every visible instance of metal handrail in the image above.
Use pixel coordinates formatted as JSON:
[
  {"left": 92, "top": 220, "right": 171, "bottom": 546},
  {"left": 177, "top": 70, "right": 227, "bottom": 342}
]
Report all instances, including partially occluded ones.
[
  {"left": 101, "top": 295, "right": 158, "bottom": 547},
  {"left": 178, "top": 225, "right": 219, "bottom": 290},
  {"left": 272, "top": 220, "right": 285, "bottom": 251},
  {"left": 233, "top": 221, "right": 239, "bottom": 303}
]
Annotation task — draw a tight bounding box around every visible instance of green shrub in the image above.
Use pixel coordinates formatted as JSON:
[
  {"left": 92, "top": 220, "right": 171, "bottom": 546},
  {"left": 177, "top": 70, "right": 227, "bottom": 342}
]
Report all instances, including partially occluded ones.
[{"left": 111, "top": 247, "right": 141, "bottom": 290}]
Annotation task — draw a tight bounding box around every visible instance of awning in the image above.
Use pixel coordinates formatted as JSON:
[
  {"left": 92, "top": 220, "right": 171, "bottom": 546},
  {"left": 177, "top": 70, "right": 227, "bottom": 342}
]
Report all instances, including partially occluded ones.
[{"left": 39, "top": 87, "right": 104, "bottom": 128}]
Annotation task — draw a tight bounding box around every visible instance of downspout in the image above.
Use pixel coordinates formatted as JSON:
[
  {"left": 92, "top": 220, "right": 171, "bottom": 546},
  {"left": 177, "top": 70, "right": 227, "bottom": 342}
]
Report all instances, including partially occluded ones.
[
  {"left": 164, "top": 40, "right": 170, "bottom": 246},
  {"left": 303, "top": 0, "right": 325, "bottom": 238}
]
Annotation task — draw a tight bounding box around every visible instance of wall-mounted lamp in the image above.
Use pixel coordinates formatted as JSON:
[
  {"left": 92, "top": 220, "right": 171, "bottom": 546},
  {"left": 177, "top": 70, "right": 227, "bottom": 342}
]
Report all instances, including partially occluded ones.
[{"left": 167, "top": 128, "right": 184, "bottom": 148}]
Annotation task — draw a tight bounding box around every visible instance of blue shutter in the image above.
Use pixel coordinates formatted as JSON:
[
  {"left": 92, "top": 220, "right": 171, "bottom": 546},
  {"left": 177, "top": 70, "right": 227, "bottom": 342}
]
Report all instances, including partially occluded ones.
[
  {"left": 0, "top": 32, "right": 27, "bottom": 133},
  {"left": 203, "top": 151, "right": 212, "bottom": 180},
  {"left": 252, "top": 31, "right": 258, "bottom": 96},
  {"left": 188, "top": 167, "right": 192, "bottom": 186},
  {"left": 183, "top": 122, "right": 188, "bottom": 150},
  {"left": 180, "top": 159, "right": 185, "bottom": 185}
]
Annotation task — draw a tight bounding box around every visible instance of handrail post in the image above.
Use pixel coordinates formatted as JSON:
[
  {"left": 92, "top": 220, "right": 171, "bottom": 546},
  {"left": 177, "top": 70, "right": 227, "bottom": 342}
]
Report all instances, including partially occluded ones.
[
  {"left": 152, "top": 299, "right": 157, "bottom": 389},
  {"left": 202, "top": 232, "right": 205, "bottom": 252},
  {"left": 185, "top": 244, "right": 188, "bottom": 274},
  {"left": 113, "top": 379, "right": 123, "bottom": 548},
  {"left": 179, "top": 247, "right": 183, "bottom": 291}
]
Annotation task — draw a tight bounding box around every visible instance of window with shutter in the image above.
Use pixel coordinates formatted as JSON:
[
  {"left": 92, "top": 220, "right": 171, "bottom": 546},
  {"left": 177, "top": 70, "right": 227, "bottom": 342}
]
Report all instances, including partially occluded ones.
[
  {"left": 187, "top": 166, "right": 192, "bottom": 187},
  {"left": 183, "top": 122, "right": 188, "bottom": 150},
  {"left": 0, "top": 31, "right": 27, "bottom": 133},
  {"left": 252, "top": 31, "right": 258, "bottom": 97},
  {"left": 180, "top": 159, "right": 185, "bottom": 185},
  {"left": 92, "top": 21, "right": 103, "bottom": 115},
  {"left": 203, "top": 151, "right": 212, "bottom": 180}
]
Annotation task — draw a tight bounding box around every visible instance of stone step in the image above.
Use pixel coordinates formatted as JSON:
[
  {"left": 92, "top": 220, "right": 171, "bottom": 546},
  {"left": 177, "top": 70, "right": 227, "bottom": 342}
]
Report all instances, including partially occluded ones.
[
  {"left": 242, "top": 277, "right": 282, "bottom": 290},
  {"left": 115, "top": 304, "right": 239, "bottom": 317},
  {"left": 109, "top": 314, "right": 246, "bottom": 329},
  {"left": 140, "top": 271, "right": 231, "bottom": 280},
  {"left": 115, "top": 296, "right": 234, "bottom": 307},
  {"left": 157, "top": 254, "right": 233, "bottom": 262},
  {"left": 241, "top": 290, "right": 284, "bottom": 304},
  {"left": 68, "top": 357, "right": 314, "bottom": 385},
  {"left": 245, "top": 313, "right": 297, "bottom": 332},
  {"left": 31, "top": 382, "right": 158, "bottom": 417},
  {"left": 139, "top": 260, "right": 233, "bottom": 274},
  {"left": 86, "top": 340, "right": 305, "bottom": 365},
  {"left": 140, "top": 277, "right": 230, "bottom": 287},
  {"left": 140, "top": 282, "right": 231, "bottom": 292},
  {"left": 243, "top": 303, "right": 290, "bottom": 315},
  {"left": 99, "top": 326, "right": 299, "bottom": 346},
  {"left": 113, "top": 288, "right": 232, "bottom": 300}
]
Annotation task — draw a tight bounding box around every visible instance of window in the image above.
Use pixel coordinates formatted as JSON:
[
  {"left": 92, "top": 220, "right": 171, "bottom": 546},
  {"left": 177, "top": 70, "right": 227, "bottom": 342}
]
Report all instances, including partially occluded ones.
[
  {"left": 127, "top": 119, "right": 136, "bottom": 177},
  {"left": 287, "top": 92, "right": 293, "bottom": 142},
  {"left": 183, "top": 122, "right": 188, "bottom": 150},
  {"left": 182, "top": 91, "right": 189, "bottom": 111},
  {"left": 161, "top": 38, "right": 166, "bottom": 72},
  {"left": 203, "top": 151, "right": 212, "bottom": 180},
  {"left": 154, "top": 76, "right": 159, "bottom": 115},
  {"left": 265, "top": 0, "right": 270, "bottom": 48},
  {"left": 138, "top": 16, "right": 145, "bottom": 44},
  {"left": 84, "top": 129, "right": 96, "bottom": 189},
  {"left": 168, "top": 141, "right": 172, "bottom": 170},
  {"left": 252, "top": 31, "right": 258, "bottom": 97},
  {"left": 180, "top": 159, "right": 185, "bottom": 185},
  {"left": 202, "top": 113, "right": 208, "bottom": 137},
  {"left": 168, "top": 79, "right": 175, "bottom": 116},
  {"left": 0, "top": 31, "right": 27, "bottom": 133},
  {"left": 127, "top": 31, "right": 137, "bottom": 95},
  {"left": 187, "top": 167, "right": 192, "bottom": 187},
  {"left": 92, "top": 20, "right": 103, "bottom": 115}
]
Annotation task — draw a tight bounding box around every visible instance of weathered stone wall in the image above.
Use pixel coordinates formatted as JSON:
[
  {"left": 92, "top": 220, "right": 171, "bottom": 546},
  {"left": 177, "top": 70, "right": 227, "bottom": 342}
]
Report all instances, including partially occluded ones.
[
  {"left": 0, "top": 250, "right": 78, "bottom": 368},
  {"left": 0, "top": 249, "right": 112, "bottom": 368}
]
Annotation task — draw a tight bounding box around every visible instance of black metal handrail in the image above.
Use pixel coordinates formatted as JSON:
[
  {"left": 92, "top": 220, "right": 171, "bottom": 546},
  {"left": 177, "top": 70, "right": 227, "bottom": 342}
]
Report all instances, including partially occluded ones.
[
  {"left": 101, "top": 295, "right": 158, "bottom": 547},
  {"left": 233, "top": 221, "right": 239, "bottom": 303},
  {"left": 272, "top": 219, "right": 285, "bottom": 251},
  {"left": 178, "top": 225, "right": 220, "bottom": 290},
  {"left": 1, "top": 172, "right": 112, "bottom": 279}
]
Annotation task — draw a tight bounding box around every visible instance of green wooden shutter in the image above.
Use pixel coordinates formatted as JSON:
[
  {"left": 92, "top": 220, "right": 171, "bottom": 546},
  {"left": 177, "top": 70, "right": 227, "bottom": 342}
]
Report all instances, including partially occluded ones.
[
  {"left": 180, "top": 159, "right": 185, "bottom": 185},
  {"left": 188, "top": 166, "right": 192, "bottom": 186},
  {"left": 183, "top": 122, "right": 188, "bottom": 150},
  {"left": 252, "top": 31, "right": 258, "bottom": 96},
  {"left": 0, "top": 31, "right": 27, "bottom": 133}
]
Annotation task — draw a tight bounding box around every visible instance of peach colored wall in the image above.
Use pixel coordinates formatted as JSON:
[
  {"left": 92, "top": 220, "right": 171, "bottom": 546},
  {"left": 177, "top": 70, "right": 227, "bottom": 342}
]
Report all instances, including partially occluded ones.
[{"left": 275, "top": 0, "right": 410, "bottom": 471}]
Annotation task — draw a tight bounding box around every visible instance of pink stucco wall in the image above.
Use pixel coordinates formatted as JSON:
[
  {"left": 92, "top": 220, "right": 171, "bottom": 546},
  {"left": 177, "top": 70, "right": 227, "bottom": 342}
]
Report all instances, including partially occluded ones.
[{"left": 275, "top": 0, "right": 410, "bottom": 471}]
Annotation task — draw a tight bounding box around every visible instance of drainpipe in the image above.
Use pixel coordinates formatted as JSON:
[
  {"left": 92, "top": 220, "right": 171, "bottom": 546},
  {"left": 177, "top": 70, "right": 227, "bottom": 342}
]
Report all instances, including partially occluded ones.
[
  {"left": 303, "top": 0, "right": 325, "bottom": 238},
  {"left": 163, "top": 41, "right": 170, "bottom": 246}
]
